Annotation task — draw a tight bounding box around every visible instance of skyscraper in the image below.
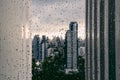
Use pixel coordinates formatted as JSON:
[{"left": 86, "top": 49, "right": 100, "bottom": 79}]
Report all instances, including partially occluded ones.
[
  {"left": 65, "top": 22, "right": 78, "bottom": 74},
  {"left": 41, "top": 35, "right": 48, "bottom": 62},
  {"left": 32, "top": 35, "right": 41, "bottom": 61}
]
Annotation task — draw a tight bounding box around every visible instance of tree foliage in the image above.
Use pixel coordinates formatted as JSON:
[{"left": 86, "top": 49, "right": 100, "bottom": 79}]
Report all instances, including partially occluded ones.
[{"left": 32, "top": 54, "right": 85, "bottom": 80}]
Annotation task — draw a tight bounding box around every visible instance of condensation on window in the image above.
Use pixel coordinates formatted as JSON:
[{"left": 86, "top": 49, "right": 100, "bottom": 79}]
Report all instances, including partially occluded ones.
[{"left": 0, "top": 0, "right": 32, "bottom": 80}]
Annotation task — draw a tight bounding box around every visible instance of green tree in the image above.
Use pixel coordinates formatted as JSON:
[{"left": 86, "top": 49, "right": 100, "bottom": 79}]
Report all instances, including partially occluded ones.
[
  {"left": 32, "top": 55, "right": 85, "bottom": 80},
  {"left": 78, "top": 56, "right": 85, "bottom": 80}
]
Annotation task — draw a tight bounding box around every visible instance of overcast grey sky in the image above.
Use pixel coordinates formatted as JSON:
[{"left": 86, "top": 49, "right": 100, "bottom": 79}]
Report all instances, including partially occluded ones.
[{"left": 31, "top": 0, "right": 85, "bottom": 39}]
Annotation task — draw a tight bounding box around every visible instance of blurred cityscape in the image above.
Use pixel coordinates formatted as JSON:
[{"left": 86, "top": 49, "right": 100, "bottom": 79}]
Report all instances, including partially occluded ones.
[
  {"left": 32, "top": 22, "right": 85, "bottom": 80},
  {"left": 0, "top": 0, "right": 120, "bottom": 80}
]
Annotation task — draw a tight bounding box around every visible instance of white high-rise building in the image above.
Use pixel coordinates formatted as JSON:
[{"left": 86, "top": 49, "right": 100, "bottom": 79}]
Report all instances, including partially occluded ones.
[
  {"left": 32, "top": 35, "right": 41, "bottom": 61},
  {"left": 41, "top": 35, "right": 48, "bottom": 62},
  {"left": 65, "top": 22, "right": 78, "bottom": 74}
]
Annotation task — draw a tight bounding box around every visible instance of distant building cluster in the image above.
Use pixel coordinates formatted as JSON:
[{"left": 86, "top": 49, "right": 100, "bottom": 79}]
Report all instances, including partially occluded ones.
[
  {"left": 32, "top": 35, "right": 65, "bottom": 61},
  {"left": 32, "top": 22, "right": 85, "bottom": 74}
]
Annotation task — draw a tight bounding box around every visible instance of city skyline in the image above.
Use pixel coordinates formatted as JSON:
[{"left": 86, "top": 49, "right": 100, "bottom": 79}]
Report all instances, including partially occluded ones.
[
  {"left": 32, "top": 22, "right": 84, "bottom": 75},
  {"left": 31, "top": 27, "right": 85, "bottom": 40},
  {"left": 31, "top": 0, "right": 85, "bottom": 40},
  {"left": 0, "top": 0, "right": 120, "bottom": 80}
]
